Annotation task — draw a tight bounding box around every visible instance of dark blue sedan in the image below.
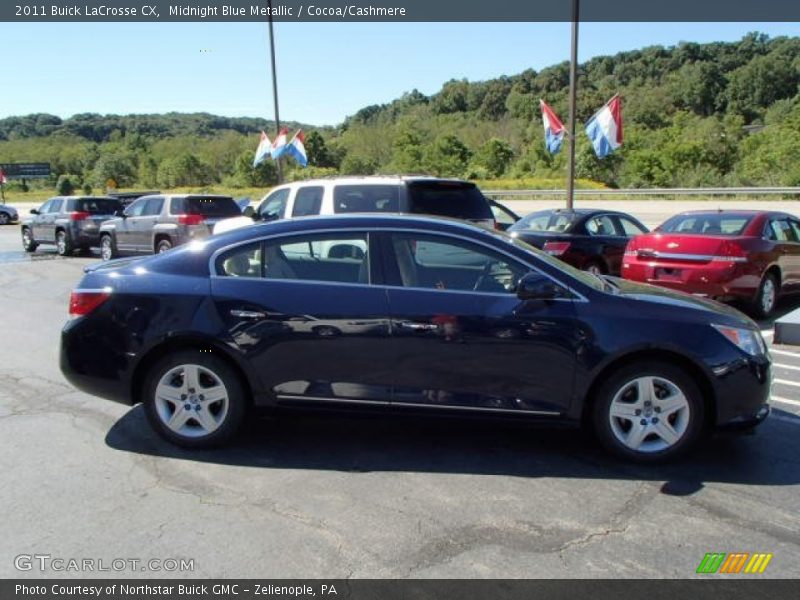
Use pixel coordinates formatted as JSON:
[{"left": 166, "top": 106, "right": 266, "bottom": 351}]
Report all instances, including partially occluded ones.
[{"left": 60, "top": 215, "right": 771, "bottom": 462}]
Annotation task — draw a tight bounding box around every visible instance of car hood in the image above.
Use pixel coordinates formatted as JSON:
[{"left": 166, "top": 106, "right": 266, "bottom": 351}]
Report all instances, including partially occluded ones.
[{"left": 608, "top": 276, "right": 756, "bottom": 328}]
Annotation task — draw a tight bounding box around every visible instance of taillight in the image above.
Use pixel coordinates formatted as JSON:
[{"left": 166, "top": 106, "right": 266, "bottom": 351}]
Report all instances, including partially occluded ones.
[
  {"left": 543, "top": 241, "right": 571, "bottom": 256},
  {"left": 69, "top": 289, "right": 111, "bottom": 318},
  {"left": 70, "top": 211, "right": 91, "bottom": 221},
  {"left": 714, "top": 241, "right": 748, "bottom": 262},
  {"left": 177, "top": 214, "right": 204, "bottom": 225}
]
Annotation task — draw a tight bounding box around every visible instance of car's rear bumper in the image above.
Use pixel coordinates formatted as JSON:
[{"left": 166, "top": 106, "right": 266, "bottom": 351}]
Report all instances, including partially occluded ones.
[{"left": 622, "top": 260, "right": 759, "bottom": 300}]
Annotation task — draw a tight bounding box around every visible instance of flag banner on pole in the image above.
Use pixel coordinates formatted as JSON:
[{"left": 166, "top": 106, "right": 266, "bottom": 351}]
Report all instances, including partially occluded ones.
[
  {"left": 253, "top": 131, "right": 273, "bottom": 167},
  {"left": 540, "top": 99, "right": 566, "bottom": 154},
  {"left": 271, "top": 127, "right": 290, "bottom": 159},
  {"left": 585, "top": 95, "right": 623, "bottom": 158},
  {"left": 285, "top": 130, "right": 308, "bottom": 167}
]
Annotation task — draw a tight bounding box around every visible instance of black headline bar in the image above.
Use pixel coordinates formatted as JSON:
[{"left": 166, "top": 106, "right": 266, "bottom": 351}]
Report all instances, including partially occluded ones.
[
  {"left": 4, "top": 580, "right": 800, "bottom": 600},
  {"left": 2, "top": 0, "right": 800, "bottom": 22}
]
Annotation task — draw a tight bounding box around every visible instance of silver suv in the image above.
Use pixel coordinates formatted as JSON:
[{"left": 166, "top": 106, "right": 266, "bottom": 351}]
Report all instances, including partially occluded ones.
[
  {"left": 98, "top": 194, "right": 241, "bottom": 260},
  {"left": 213, "top": 176, "right": 497, "bottom": 234},
  {"left": 22, "top": 196, "right": 123, "bottom": 256}
]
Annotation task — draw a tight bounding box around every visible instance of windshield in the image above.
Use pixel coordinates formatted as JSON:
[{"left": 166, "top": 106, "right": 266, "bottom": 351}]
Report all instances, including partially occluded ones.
[
  {"left": 658, "top": 214, "right": 753, "bottom": 236},
  {"left": 510, "top": 210, "right": 579, "bottom": 232},
  {"left": 485, "top": 227, "right": 607, "bottom": 292}
]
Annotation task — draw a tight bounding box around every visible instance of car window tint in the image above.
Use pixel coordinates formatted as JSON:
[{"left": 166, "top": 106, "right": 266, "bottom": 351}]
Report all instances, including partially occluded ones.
[
  {"left": 491, "top": 203, "right": 517, "bottom": 227},
  {"left": 407, "top": 182, "right": 493, "bottom": 220},
  {"left": 259, "top": 188, "right": 290, "bottom": 219},
  {"left": 586, "top": 215, "right": 616, "bottom": 236},
  {"left": 769, "top": 219, "right": 793, "bottom": 242},
  {"left": 512, "top": 211, "right": 576, "bottom": 232},
  {"left": 142, "top": 197, "right": 163, "bottom": 216},
  {"left": 660, "top": 214, "right": 752, "bottom": 235},
  {"left": 333, "top": 185, "right": 400, "bottom": 213},
  {"left": 790, "top": 220, "right": 800, "bottom": 242},
  {"left": 264, "top": 233, "right": 369, "bottom": 284},
  {"left": 617, "top": 217, "right": 647, "bottom": 236},
  {"left": 75, "top": 198, "right": 122, "bottom": 214},
  {"left": 389, "top": 233, "right": 526, "bottom": 293},
  {"left": 38, "top": 200, "right": 54, "bottom": 213},
  {"left": 171, "top": 196, "right": 240, "bottom": 217},
  {"left": 291, "top": 187, "right": 324, "bottom": 217},
  {"left": 47, "top": 199, "right": 63, "bottom": 214},
  {"left": 217, "top": 243, "right": 262, "bottom": 278}
]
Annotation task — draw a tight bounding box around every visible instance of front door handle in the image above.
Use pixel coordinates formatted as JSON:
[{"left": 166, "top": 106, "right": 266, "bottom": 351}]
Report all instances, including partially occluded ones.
[{"left": 230, "top": 309, "right": 266, "bottom": 319}]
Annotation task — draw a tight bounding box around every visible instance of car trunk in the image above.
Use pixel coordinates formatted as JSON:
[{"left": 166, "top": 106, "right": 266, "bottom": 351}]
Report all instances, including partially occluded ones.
[{"left": 628, "top": 234, "right": 744, "bottom": 264}]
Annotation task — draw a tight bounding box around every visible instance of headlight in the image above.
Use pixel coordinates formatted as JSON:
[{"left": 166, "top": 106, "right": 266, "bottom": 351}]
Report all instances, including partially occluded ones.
[{"left": 711, "top": 324, "right": 766, "bottom": 356}]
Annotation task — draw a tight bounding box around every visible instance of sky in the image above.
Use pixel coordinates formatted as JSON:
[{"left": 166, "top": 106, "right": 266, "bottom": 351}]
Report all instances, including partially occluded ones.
[{"left": 0, "top": 21, "right": 798, "bottom": 126}]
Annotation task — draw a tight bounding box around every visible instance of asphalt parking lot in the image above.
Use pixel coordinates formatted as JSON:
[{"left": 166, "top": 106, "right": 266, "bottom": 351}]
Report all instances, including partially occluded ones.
[{"left": 0, "top": 222, "right": 799, "bottom": 579}]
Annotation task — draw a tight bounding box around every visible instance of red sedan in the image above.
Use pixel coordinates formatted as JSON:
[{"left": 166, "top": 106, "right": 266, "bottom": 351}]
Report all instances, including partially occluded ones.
[{"left": 622, "top": 210, "right": 800, "bottom": 317}]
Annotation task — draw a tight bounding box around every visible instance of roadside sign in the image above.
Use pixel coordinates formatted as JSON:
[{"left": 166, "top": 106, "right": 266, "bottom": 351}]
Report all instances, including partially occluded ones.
[{"left": 0, "top": 162, "right": 51, "bottom": 179}]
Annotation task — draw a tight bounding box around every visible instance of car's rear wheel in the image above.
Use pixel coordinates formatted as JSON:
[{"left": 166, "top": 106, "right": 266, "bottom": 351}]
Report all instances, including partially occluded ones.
[
  {"left": 156, "top": 238, "right": 173, "bottom": 254},
  {"left": 752, "top": 272, "right": 778, "bottom": 319},
  {"left": 592, "top": 362, "right": 704, "bottom": 462},
  {"left": 100, "top": 234, "right": 117, "bottom": 261},
  {"left": 21, "top": 228, "right": 37, "bottom": 252},
  {"left": 143, "top": 351, "right": 247, "bottom": 448},
  {"left": 56, "top": 230, "right": 73, "bottom": 256}
]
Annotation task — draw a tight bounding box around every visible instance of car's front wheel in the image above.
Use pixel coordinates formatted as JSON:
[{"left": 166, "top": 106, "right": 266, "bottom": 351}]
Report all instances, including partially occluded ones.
[
  {"left": 592, "top": 362, "right": 704, "bottom": 462},
  {"left": 21, "top": 227, "right": 37, "bottom": 252},
  {"left": 143, "top": 351, "right": 247, "bottom": 448},
  {"left": 100, "top": 234, "right": 117, "bottom": 261}
]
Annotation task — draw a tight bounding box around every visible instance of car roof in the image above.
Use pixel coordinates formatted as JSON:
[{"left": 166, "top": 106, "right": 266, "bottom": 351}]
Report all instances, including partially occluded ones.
[
  {"left": 671, "top": 210, "right": 773, "bottom": 217},
  {"left": 528, "top": 208, "right": 632, "bottom": 217},
  {"left": 271, "top": 176, "right": 474, "bottom": 188}
]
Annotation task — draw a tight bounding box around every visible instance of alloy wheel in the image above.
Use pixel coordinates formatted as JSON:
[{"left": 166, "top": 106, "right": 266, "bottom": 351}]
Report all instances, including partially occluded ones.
[
  {"left": 153, "top": 364, "right": 230, "bottom": 438},
  {"left": 607, "top": 375, "right": 691, "bottom": 453},
  {"left": 761, "top": 277, "right": 776, "bottom": 315},
  {"left": 101, "top": 237, "right": 113, "bottom": 261},
  {"left": 56, "top": 232, "right": 67, "bottom": 255}
]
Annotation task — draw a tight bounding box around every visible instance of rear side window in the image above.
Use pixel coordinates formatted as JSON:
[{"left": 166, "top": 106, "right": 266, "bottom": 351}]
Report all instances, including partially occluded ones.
[
  {"left": 512, "top": 211, "right": 577, "bottom": 232},
  {"left": 334, "top": 185, "right": 399, "bottom": 213},
  {"left": 74, "top": 198, "right": 122, "bottom": 214},
  {"left": 659, "top": 214, "right": 752, "bottom": 236},
  {"left": 407, "top": 182, "right": 493, "bottom": 220},
  {"left": 585, "top": 215, "right": 616, "bottom": 236},
  {"left": 171, "top": 197, "right": 240, "bottom": 217},
  {"left": 292, "top": 187, "right": 324, "bottom": 217},
  {"left": 767, "top": 219, "right": 794, "bottom": 242}
]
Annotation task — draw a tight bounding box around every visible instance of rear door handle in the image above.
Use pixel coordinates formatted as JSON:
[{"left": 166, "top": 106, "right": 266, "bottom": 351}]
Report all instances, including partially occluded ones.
[{"left": 230, "top": 309, "right": 266, "bottom": 319}]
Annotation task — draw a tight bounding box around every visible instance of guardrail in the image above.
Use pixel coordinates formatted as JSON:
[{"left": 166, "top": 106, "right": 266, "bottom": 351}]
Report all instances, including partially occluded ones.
[{"left": 483, "top": 187, "right": 800, "bottom": 199}]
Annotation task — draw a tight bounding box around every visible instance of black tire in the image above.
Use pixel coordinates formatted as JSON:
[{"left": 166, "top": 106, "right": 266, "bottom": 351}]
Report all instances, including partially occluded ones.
[
  {"left": 751, "top": 272, "right": 778, "bottom": 319},
  {"left": 100, "top": 234, "right": 117, "bottom": 261},
  {"left": 592, "top": 361, "right": 705, "bottom": 463},
  {"left": 156, "top": 238, "right": 173, "bottom": 254},
  {"left": 0, "top": 212, "right": 10, "bottom": 225},
  {"left": 143, "top": 350, "right": 247, "bottom": 449},
  {"left": 21, "top": 227, "right": 38, "bottom": 252},
  {"left": 56, "top": 230, "right": 73, "bottom": 256}
]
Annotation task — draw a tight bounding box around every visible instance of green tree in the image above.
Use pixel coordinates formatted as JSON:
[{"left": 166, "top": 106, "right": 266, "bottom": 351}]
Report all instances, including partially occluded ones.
[
  {"left": 472, "top": 138, "right": 514, "bottom": 178},
  {"left": 422, "top": 134, "right": 472, "bottom": 177}
]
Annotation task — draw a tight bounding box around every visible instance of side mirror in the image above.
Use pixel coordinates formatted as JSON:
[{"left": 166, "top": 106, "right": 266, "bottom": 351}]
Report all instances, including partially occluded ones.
[
  {"left": 30, "top": 209, "right": 40, "bottom": 215},
  {"left": 243, "top": 206, "right": 256, "bottom": 219},
  {"left": 115, "top": 209, "right": 126, "bottom": 218},
  {"left": 516, "top": 273, "right": 567, "bottom": 301},
  {"left": 261, "top": 212, "right": 279, "bottom": 223}
]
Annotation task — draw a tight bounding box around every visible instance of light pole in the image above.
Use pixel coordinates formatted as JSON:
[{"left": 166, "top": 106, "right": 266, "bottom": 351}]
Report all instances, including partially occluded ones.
[
  {"left": 267, "top": 0, "right": 282, "bottom": 183},
  {"left": 565, "top": 0, "right": 579, "bottom": 210}
]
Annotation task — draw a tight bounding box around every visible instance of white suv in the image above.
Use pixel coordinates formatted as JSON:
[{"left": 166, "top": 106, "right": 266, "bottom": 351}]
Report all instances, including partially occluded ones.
[{"left": 213, "top": 176, "right": 497, "bottom": 235}]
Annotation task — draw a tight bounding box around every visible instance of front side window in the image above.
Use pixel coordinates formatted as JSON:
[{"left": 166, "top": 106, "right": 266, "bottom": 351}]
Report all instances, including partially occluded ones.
[
  {"left": 38, "top": 199, "right": 54, "bottom": 214},
  {"left": 46, "top": 199, "right": 63, "bottom": 214},
  {"left": 585, "top": 215, "right": 616, "bottom": 236},
  {"left": 259, "top": 188, "right": 290, "bottom": 220},
  {"left": 291, "top": 187, "right": 324, "bottom": 217},
  {"left": 142, "top": 197, "right": 164, "bottom": 216},
  {"left": 125, "top": 198, "right": 149, "bottom": 217},
  {"left": 388, "top": 233, "right": 526, "bottom": 293},
  {"left": 789, "top": 220, "right": 800, "bottom": 242}
]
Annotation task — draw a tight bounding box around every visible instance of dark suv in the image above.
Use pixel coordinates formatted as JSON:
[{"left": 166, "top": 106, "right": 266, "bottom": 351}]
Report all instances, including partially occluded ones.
[
  {"left": 22, "top": 196, "right": 123, "bottom": 256},
  {"left": 98, "top": 194, "right": 241, "bottom": 260}
]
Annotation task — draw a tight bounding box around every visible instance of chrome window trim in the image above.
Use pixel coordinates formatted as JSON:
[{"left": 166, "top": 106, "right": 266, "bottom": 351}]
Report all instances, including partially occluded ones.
[{"left": 208, "top": 226, "right": 589, "bottom": 302}]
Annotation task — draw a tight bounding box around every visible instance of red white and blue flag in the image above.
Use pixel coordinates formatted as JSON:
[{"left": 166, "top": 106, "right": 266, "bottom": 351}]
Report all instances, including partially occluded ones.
[
  {"left": 285, "top": 130, "right": 308, "bottom": 167},
  {"left": 253, "top": 131, "right": 273, "bottom": 167},
  {"left": 585, "top": 95, "right": 623, "bottom": 158},
  {"left": 270, "top": 127, "right": 290, "bottom": 159},
  {"left": 540, "top": 99, "right": 565, "bottom": 155}
]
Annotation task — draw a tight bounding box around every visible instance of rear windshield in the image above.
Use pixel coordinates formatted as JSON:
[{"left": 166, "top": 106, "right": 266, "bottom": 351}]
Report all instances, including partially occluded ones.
[
  {"left": 511, "top": 211, "right": 579, "bottom": 232},
  {"left": 407, "top": 182, "right": 493, "bottom": 220},
  {"left": 71, "top": 198, "right": 122, "bottom": 214},
  {"left": 333, "top": 185, "right": 399, "bottom": 213},
  {"left": 658, "top": 214, "right": 752, "bottom": 236},
  {"left": 170, "top": 196, "right": 240, "bottom": 217}
]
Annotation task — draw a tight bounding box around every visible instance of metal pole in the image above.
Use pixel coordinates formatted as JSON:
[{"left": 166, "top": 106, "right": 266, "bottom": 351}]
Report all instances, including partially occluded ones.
[
  {"left": 566, "top": 0, "right": 579, "bottom": 210},
  {"left": 267, "top": 0, "right": 282, "bottom": 184}
]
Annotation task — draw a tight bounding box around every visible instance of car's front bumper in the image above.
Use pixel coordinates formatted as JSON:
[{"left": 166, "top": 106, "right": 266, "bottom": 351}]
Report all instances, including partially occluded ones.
[{"left": 711, "top": 353, "right": 771, "bottom": 429}]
